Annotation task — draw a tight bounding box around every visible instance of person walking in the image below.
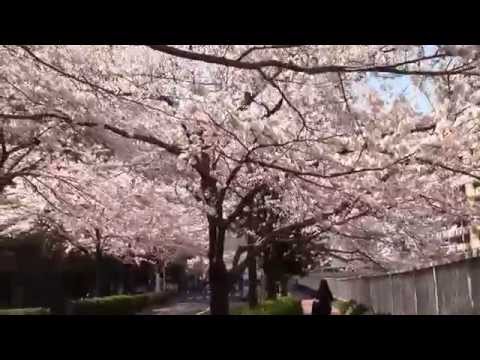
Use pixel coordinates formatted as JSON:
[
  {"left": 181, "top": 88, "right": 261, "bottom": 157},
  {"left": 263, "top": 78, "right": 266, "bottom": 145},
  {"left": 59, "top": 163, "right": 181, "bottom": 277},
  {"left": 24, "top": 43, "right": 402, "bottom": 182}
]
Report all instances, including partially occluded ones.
[{"left": 311, "top": 279, "right": 334, "bottom": 315}]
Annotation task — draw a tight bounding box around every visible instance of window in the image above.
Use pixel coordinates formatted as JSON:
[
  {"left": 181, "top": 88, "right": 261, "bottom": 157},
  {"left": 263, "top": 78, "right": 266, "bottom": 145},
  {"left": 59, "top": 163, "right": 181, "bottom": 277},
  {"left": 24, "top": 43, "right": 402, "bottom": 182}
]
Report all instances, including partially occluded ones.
[{"left": 448, "top": 229, "right": 470, "bottom": 244}]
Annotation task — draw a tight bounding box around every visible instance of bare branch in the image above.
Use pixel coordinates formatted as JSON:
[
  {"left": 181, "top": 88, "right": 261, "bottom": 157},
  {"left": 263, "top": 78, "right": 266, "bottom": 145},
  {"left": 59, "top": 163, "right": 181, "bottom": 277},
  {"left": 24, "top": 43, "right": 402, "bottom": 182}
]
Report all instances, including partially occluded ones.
[
  {"left": 0, "top": 112, "right": 183, "bottom": 156},
  {"left": 249, "top": 152, "right": 413, "bottom": 179},
  {"left": 18, "top": 46, "right": 175, "bottom": 114},
  {"left": 417, "top": 157, "right": 480, "bottom": 181},
  {"left": 225, "top": 184, "right": 268, "bottom": 226},
  {"left": 149, "top": 46, "right": 474, "bottom": 77},
  {"left": 0, "top": 127, "right": 8, "bottom": 168},
  {"left": 235, "top": 45, "right": 300, "bottom": 61},
  {"left": 257, "top": 68, "right": 307, "bottom": 130}
]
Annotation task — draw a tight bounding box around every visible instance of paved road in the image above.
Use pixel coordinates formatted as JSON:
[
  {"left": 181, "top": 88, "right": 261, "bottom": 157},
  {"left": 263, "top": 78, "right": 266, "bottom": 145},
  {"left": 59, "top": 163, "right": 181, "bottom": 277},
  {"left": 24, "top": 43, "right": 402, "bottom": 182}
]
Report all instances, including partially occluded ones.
[
  {"left": 140, "top": 293, "right": 247, "bottom": 315},
  {"left": 141, "top": 285, "right": 335, "bottom": 315},
  {"left": 140, "top": 293, "right": 209, "bottom": 315}
]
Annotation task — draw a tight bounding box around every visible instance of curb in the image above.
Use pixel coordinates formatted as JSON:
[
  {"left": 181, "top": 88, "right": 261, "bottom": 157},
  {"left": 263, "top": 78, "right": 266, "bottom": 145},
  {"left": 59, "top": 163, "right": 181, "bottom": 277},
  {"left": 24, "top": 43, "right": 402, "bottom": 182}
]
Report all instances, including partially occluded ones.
[{"left": 195, "top": 308, "right": 210, "bottom": 315}]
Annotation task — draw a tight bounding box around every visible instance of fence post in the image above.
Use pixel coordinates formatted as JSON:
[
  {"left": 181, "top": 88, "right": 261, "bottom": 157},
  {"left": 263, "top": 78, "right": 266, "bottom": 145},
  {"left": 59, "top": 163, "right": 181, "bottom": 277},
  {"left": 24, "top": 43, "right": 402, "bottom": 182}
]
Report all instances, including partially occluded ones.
[
  {"left": 155, "top": 270, "right": 161, "bottom": 293},
  {"left": 389, "top": 274, "right": 394, "bottom": 314},
  {"left": 369, "top": 279, "right": 375, "bottom": 313},
  {"left": 467, "top": 265, "right": 475, "bottom": 312},
  {"left": 413, "top": 270, "right": 418, "bottom": 315},
  {"left": 432, "top": 266, "right": 440, "bottom": 315},
  {"left": 162, "top": 265, "right": 167, "bottom": 292}
]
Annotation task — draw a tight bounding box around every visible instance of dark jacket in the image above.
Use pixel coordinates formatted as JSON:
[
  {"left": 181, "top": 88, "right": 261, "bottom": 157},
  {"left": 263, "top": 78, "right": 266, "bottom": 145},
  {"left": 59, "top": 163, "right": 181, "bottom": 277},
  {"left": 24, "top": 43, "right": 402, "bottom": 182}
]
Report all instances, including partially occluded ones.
[{"left": 312, "top": 279, "right": 334, "bottom": 315}]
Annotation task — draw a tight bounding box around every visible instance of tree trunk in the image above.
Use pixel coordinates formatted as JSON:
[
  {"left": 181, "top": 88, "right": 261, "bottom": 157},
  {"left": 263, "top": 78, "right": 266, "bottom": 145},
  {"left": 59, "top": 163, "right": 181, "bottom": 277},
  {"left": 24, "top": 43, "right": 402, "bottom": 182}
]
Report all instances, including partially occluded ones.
[
  {"left": 265, "top": 270, "right": 277, "bottom": 300},
  {"left": 263, "top": 248, "right": 277, "bottom": 300},
  {"left": 208, "top": 217, "right": 229, "bottom": 315},
  {"left": 94, "top": 255, "right": 105, "bottom": 297},
  {"left": 94, "top": 229, "right": 106, "bottom": 297},
  {"left": 94, "top": 270, "right": 102, "bottom": 296},
  {"left": 209, "top": 260, "right": 229, "bottom": 314},
  {"left": 155, "top": 268, "right": 161, "bottom": 293},
  {"left": 238, "top": 275, "right": 244, "bottom": 298},
  {"left": 280, "top": 276, "right": 289, "bottom": 297},
  {"left": 162, "top": 264, "right": 167, "bottom": 291},
  {"left": 94, "top": 251, "right": 105, "bottom": 297},
  {"left": 247, "top": 236, "right": 258, "bottom": 308}
]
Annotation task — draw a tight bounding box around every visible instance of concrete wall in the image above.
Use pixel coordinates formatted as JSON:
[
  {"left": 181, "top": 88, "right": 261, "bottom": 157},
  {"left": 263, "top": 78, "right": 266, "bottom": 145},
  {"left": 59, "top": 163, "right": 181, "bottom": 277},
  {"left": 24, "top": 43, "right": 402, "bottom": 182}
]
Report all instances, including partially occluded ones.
[{"left": 299, "top": 256, "right": 480, "bottom": 315}]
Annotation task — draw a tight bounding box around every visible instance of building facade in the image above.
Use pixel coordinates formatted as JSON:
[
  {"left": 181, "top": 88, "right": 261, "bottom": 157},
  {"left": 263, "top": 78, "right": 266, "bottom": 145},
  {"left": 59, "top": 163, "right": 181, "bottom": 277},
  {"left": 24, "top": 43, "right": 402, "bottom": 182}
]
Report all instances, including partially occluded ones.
[{"left": 438, "top": 182, "right": 480, "bottom": 254}]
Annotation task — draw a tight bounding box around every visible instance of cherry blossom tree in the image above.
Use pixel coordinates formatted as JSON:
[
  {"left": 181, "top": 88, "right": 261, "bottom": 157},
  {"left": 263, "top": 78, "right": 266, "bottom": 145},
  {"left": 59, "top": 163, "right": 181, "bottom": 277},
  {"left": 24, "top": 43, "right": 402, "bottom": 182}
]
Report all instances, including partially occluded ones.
[
  {"left": 0, "top": 151, "right": 207, "bottom": 295},
  {"left": 2, "top": 45, "right": 480, "bottom": 313},
  {"left": 37, "top": 164, "right": 207, "bottom": 295}
]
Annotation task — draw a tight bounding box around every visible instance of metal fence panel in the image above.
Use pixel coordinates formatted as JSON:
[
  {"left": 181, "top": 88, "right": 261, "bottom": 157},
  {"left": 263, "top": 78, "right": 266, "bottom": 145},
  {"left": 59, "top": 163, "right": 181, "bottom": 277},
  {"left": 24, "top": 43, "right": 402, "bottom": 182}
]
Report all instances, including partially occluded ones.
[
  {"left": 414, "top": 268, "right": 437, "bottom": 315},
  {"left": 331, "top": 279, "right": 351, "bottom": 300},
  {"left": 369, "top": 276, "right": 392, "bottom": 314},
  {"left": 298, "top": 257, "right": 480, "bottom": 315},
  {"left": 352, "top": 278, "right": 371, "bottom": 306},
  {"left": 436, "top": 262, "right": 472, "bottom": 315},
  {"left": 392, "top": 273, "right": 416, "bottom": 315},
  {"left": 298, "top": 276, "right": 318, "bottom": 291},
  {"left": 469, "top": 258, "right": 480, "bottom": 313}
]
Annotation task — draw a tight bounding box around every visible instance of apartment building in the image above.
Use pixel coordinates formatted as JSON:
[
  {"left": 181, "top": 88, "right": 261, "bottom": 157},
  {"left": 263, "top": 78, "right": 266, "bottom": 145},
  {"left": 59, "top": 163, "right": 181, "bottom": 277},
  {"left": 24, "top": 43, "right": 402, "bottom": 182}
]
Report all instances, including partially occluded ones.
[{"left": 438, "top": 181, "right": 480, "bottom": 254}]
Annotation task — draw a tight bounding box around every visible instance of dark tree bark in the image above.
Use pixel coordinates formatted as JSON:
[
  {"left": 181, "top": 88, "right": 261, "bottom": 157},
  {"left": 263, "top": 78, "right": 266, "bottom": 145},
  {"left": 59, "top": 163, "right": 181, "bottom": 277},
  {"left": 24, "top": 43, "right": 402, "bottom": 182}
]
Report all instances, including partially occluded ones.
[
  {"left": 264, "top": 269, "right": 277, "bottom": 300},
  {"left": 94, "top": 258, "right": 101, "bottom": 296},
  {"left": 93, "top": 228, "right": 107, "bottom": 297},
  {"left": 94, "top": 251, "right": 105, "bottom": 297},
  {"left": 209, "top": 261, "right": 229, "bottom": 314},
  {"left": 247, "top": 235, "right": 258, "bottom": 308},
  {"left": 280, "top": 276, "right": 289, "bottom": 297},
  {"left": 208, "top": 218, "right": 229, "bottom": 315},
  {"left": 262, "top": 246, "right": 278, "bottom": 300}
]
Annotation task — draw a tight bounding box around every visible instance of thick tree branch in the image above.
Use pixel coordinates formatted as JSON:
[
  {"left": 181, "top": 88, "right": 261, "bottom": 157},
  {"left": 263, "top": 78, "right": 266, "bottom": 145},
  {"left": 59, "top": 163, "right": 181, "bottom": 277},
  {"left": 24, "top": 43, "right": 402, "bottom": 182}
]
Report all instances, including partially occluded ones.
[
  {"left": 258, "top": 69, "right": 307, "bottom": 130},
  {"left": 0, "top": 127, "right": 8, "bottom": 168},
  {"left": 0, "top": 112, "right": 183, "bottom": 155},
  {"left": 149, "top": 46, "right": 474, "bottom": 77},
  {"left": 225, "top": 184, "right": 268, "bottom": 226},
  {"left": 235, "top": 45, "right": 300, "bottom": 61},
  {"left": 417, "top": 157, "right": 480, "bottom": 181},
  {"left": 249, "top": 153, "right": 413, "bottom": 179}
]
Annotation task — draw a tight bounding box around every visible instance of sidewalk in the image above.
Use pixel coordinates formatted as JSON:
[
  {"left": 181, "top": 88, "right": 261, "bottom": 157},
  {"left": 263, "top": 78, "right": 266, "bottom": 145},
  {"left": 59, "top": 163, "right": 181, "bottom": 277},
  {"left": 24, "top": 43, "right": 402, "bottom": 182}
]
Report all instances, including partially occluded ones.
[{"left": 139, "top": 293, "right": 247, "bottom": 315}]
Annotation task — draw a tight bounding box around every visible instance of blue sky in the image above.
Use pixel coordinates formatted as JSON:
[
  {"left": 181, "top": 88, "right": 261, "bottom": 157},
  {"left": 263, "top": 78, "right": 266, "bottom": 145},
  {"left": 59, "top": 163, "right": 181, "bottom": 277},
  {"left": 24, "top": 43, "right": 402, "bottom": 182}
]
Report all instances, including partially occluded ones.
[
  {"left": 365, "top": 45, "right": 438, "bottom": 115},
  {"left": 367, "top": 75, "right": 433, "bottom": 114}
]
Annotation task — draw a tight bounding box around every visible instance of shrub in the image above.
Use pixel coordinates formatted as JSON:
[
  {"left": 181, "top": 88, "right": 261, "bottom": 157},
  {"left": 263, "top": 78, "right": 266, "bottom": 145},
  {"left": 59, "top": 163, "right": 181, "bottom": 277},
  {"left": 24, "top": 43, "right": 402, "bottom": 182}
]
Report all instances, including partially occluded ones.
[
  {"left": 334, "top": 299, "right": 370, "bottom": 315},
  {"left": 345, "top": 303, "right": 370, "bottom": 315},
  {"left": 232, "top": 296, "right": 302, "bottom": 315},
  {"left": 69, "top": 291, "right": 174, "bottom": 315},
  {"left": 333, "top": 299, "right": 355, "bottom": 314},
  {"left": 0, "top": 307, "right": 50, "bottom": 315}
]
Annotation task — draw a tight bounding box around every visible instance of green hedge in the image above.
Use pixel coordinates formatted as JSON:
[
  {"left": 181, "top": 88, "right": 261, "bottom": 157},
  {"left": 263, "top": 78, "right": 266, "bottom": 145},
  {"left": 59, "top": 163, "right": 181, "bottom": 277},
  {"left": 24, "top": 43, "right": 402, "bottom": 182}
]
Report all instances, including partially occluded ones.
[
  {"left": 0, "top": 307, "right": 50, "bottom": 315},
  {"left": 333, "top": 299, "right": 370, "bottom": 315},
  {"left": 69, "top": 291, "right": 174, "bottom": 315},
  {"left": 232, "top": 296, "right": 303, "bottom": 315}
]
